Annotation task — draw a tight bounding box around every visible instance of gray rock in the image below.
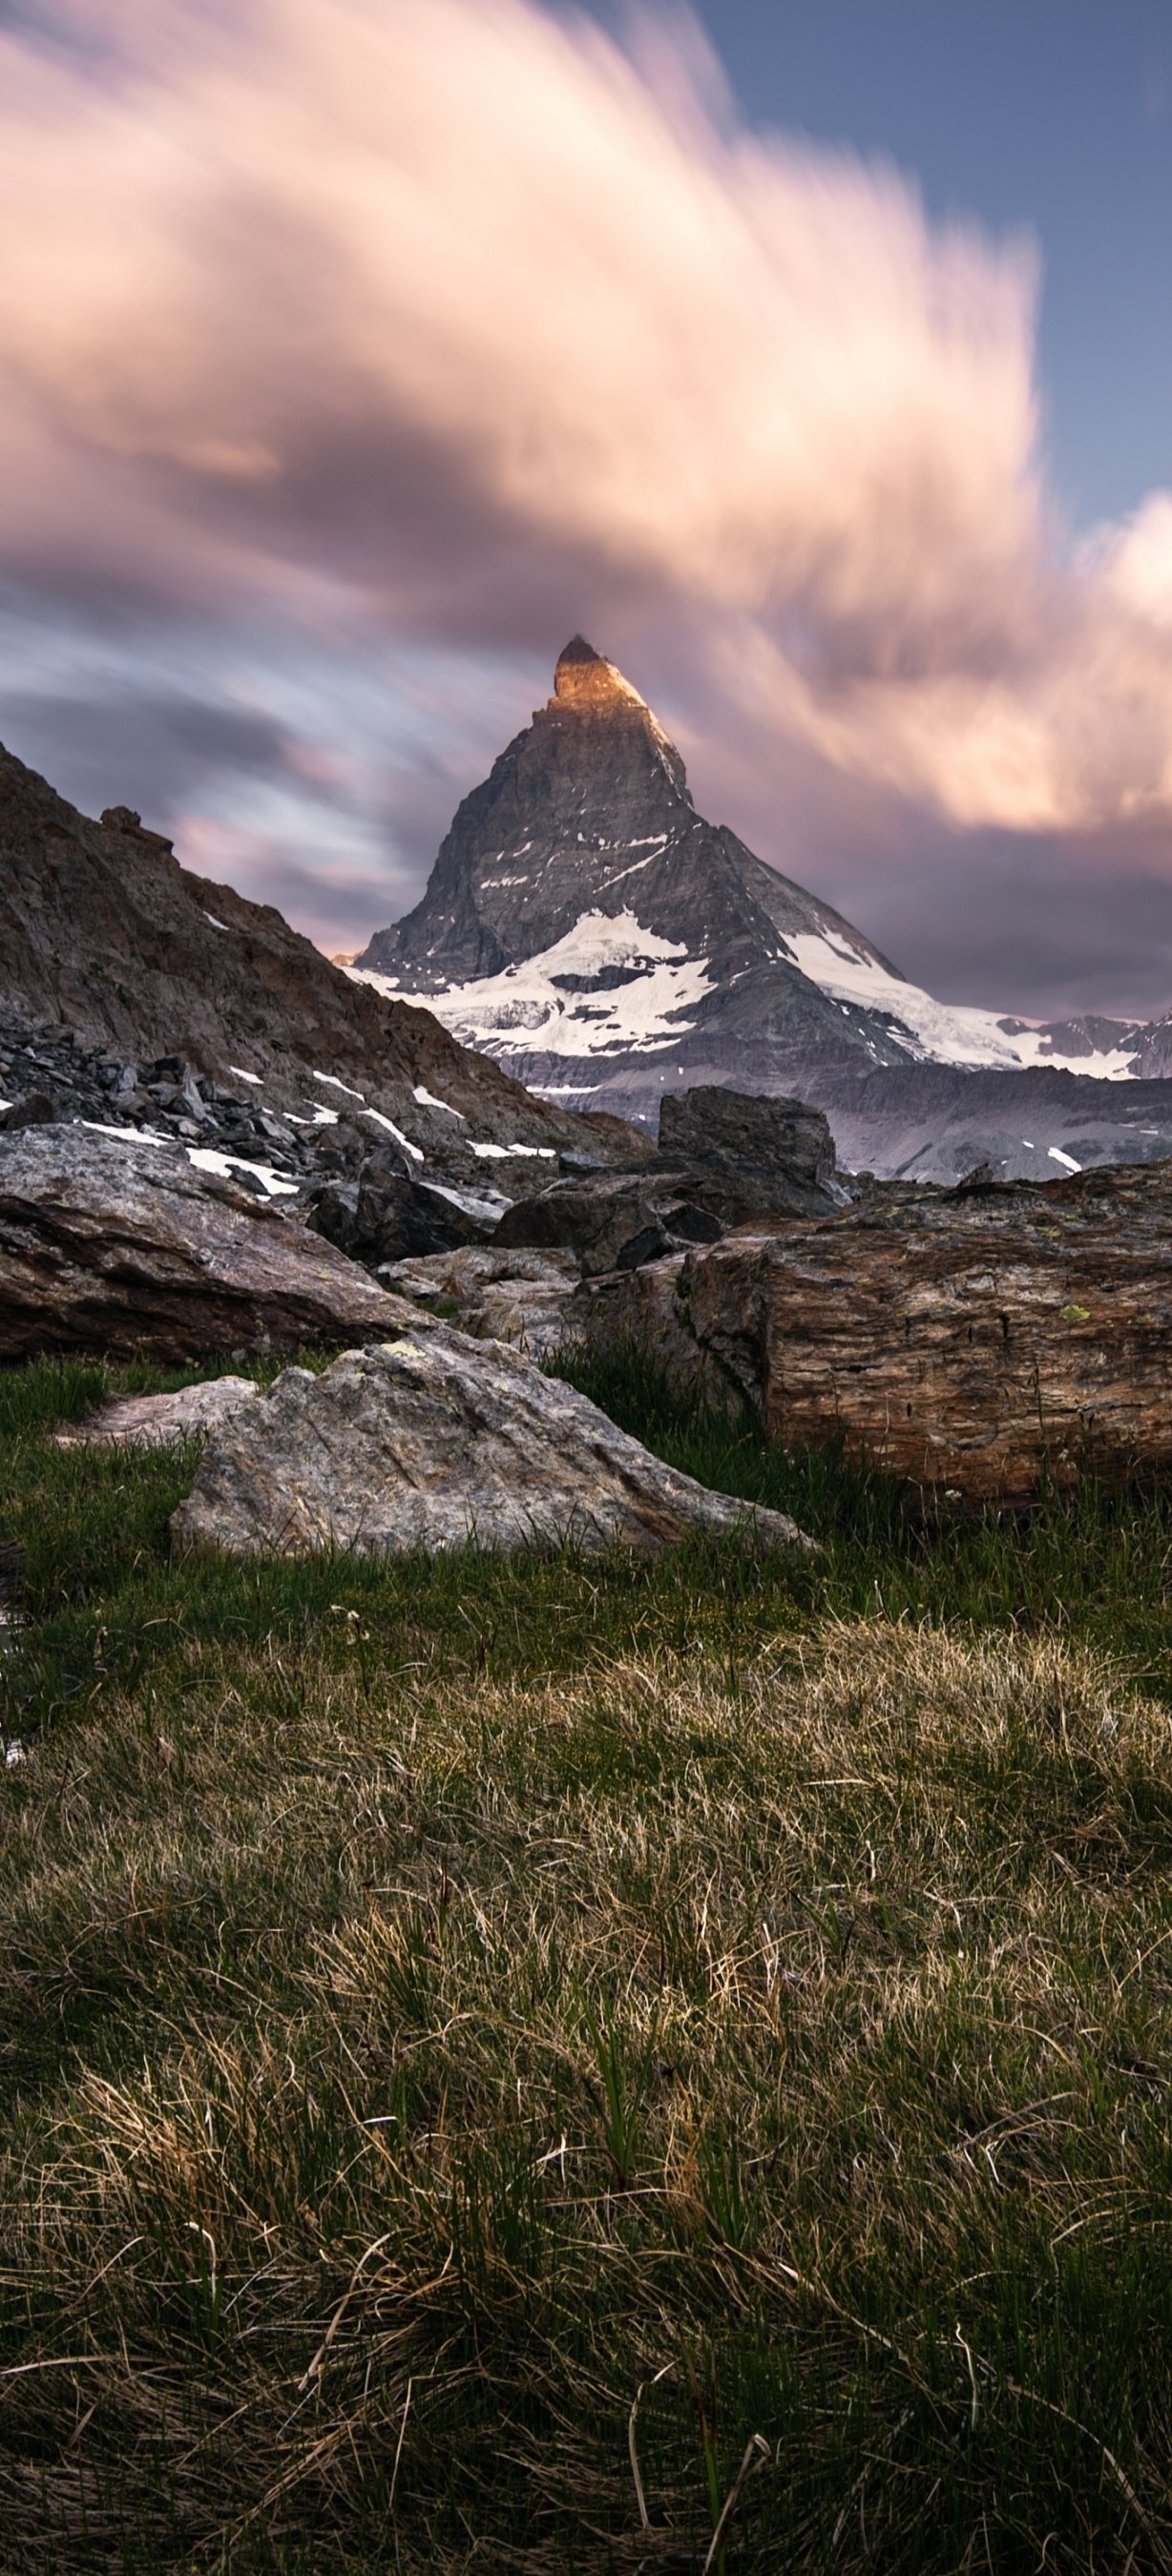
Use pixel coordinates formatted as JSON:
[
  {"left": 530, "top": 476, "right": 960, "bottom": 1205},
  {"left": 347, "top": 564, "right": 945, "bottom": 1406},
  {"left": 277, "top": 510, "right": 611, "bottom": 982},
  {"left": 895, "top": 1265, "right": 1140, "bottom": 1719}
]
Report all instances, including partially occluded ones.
[
  {"left": 170, "top": 1329, "right": 814, "bottom": 1561},
  {"left": 303, "top": 1150, "right": 493, "bottom": 1268},
  {"left": 658, "top": 1086, "right": 840, "bottom": 1213},
  {"left": 55, "top": 1375, "right": 261, "bottom": 1448},
  {"left": 1, "top": 1091, "right": 60, "bottom": 1131},
  {"left": 380, "top": 1244, "right": 582, "bottom": 1360},
  {"left": 0, "top": 1126, "right": 417, "bottom": 1361},
  {"left": 493, "top": 1170, "right": 724, "bottom": 1275}
]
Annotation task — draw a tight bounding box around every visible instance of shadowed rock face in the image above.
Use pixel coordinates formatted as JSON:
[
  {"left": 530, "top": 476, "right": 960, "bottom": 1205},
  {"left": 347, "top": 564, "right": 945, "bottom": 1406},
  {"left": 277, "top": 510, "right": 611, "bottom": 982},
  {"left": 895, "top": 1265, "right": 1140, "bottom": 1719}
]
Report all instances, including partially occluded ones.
[
  {"left": 0, "top": 1126, "right": 413, "bottom": 1361},
  {"left": 583, "top": 1160, "right": 1172, "bottom": 1504},
  {"left": 170, "top": 1329, "right": 815, "bottom": 1561},
  {"left": 0, "top": 744, "right": 581, "bottom": 1152},
  {"left": 658, "top": 1086, "right": 838, "bottom": 1211}
]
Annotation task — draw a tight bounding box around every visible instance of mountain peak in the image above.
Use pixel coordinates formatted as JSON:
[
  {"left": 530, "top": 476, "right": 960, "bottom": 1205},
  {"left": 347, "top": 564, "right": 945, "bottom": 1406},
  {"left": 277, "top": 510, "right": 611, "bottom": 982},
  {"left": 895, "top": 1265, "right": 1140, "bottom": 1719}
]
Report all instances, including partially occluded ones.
[{"left": 552, "top": 636, "right": 648, "bottom": 715}]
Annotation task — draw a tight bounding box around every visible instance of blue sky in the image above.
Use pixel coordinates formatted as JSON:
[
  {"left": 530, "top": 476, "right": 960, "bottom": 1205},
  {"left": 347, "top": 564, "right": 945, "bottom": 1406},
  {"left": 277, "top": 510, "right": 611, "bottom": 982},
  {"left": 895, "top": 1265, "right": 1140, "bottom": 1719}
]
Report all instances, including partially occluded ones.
[
  {"left": 680, "top": 0, "right": 1172, "bottom": 530},
  {"left": 3, "top": 0, "right": 1172, "bottom": 1021}
]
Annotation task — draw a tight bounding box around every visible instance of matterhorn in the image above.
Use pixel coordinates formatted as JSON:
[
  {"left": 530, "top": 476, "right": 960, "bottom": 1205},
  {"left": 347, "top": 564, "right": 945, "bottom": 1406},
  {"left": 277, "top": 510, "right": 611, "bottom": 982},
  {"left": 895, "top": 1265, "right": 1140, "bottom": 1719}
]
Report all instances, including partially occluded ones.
[{"left": 355, "top": 638, "right": 1172, "bottom": 1178}]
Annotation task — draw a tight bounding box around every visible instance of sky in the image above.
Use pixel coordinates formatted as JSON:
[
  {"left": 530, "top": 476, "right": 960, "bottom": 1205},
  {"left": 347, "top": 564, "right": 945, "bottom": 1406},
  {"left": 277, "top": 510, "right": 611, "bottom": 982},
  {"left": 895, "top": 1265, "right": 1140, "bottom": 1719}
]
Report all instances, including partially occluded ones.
[{"left": 4, "top": 0, "right": 1172, "bottom": 1020}]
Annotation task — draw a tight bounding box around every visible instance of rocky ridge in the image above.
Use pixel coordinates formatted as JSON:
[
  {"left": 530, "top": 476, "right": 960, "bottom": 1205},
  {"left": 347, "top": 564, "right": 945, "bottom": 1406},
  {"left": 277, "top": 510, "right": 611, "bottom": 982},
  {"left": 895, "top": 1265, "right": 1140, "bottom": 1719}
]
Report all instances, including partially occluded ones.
[{"left": 0, "top": 745, "right": 610, "bottom": 1166}]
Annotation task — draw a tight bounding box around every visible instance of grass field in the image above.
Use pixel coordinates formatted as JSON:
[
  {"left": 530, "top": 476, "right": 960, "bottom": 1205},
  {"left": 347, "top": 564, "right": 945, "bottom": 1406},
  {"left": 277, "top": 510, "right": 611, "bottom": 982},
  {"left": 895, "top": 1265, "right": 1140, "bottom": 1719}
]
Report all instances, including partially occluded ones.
[{"left": 2, "top": 1347, "right": 1172, "bottom": 2571}]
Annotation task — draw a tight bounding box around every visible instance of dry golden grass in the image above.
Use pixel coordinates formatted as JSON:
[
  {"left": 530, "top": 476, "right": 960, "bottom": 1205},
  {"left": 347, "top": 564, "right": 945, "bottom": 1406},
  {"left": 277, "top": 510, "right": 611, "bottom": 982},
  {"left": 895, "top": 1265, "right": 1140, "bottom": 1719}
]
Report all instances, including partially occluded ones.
[{"left": 3, "top": 1616, "right": 1172, "bottom": 2569}]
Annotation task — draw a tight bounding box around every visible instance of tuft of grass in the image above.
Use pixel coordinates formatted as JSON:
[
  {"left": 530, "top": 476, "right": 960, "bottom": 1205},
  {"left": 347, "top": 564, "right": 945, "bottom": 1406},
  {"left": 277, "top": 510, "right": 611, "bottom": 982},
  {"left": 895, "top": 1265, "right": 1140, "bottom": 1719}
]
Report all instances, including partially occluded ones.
[{"left": 3, "top": 1346, "right": 1172, "bottom": 2568}]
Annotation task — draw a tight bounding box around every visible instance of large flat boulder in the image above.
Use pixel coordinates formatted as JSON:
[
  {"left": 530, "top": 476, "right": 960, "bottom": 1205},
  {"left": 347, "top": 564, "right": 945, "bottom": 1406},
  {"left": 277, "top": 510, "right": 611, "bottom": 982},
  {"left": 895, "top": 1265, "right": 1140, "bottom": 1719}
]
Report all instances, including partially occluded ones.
[
  {"left": 170, "top": 1328, "right": 814, "bottom": 1560},
  {"left": 588, "top": 1161, "right": 1172, "bottom": 1503},
  {"left": 0, "top": 1127, "right": 413, "bottom": 1361}
]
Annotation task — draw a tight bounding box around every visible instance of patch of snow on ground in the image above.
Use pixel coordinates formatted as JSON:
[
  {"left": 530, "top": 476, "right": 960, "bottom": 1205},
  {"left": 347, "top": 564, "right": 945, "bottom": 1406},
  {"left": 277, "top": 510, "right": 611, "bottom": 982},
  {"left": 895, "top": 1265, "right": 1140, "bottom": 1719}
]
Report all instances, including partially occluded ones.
[
  {"left": 354, "top": 911, "right": 712, "bottom": 1060},
  {"left": 784, "top": 932, "right": 1140, "bottom": 1078},
  {"left": 468, "top": 1142, "right": 556, "bottom": 1160},
  {"left": 0, "top": 1098, "right": 11, "bottom": 1112},
  {"left": 412, "top": 1086, "right": 465, "bottom": 1117},
  {"left": 81, "top": 1121, "right": 168, "bottom": 1146},
  {"left": 203, "top": 912, "right": 229, "bottom": 931},
  {"left": 1048, "top": 1146, "right": 1082, "bottom": 1172},
  {"left": 307, "top": 1105, "right": 339, "bottom": 1126},
  {"left": 228, "top": 1066, "right": 262, "bottom": 1085},
  {"left": 362, "top": 1108, "right": 425, "bottom": 1162},
  {"left": 314, "top": 1070, "right": 366, "bottom": 1097},
  {"left": 186, "top": 1147, "right": 299, "bottom": 1196}
]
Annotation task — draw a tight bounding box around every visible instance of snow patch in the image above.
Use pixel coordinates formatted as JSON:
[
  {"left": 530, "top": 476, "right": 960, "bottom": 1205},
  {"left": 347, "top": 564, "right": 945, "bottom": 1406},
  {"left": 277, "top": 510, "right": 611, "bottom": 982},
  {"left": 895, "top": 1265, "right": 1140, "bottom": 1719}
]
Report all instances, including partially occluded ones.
[
  {"left": 228, "top": 1066, "right": 262, "bottom": 1086},
  {"left": 354, "top": 910, "right": 712, "bottom": 1061},
  {"left": 785, "top": 932, "right": 1140, "bottom": 1078},
  {"left": 362, "top": 1108, "right": 425, "bottom": 1162},
  {"left": 412, "top": 1086, "right": 465, "bottom": 1118},
  {"left": 186, "top": 1147, "right": 299, "bottom": 1196},
  {"left": 1047, "top": 1146, "right": 1082, "bottom": 1173},
  {"left": 81, "top": 1121, "right": 168, "bottom": 1146},
  {"left": 203, "top": 912, "right": 229, "bottom": 931},
  {"left": 467, "top": 1142, "right": 556, "bottom": 1160},
  {"left": 313, "top": 1070, "right": 365, "bottom": 1098}
]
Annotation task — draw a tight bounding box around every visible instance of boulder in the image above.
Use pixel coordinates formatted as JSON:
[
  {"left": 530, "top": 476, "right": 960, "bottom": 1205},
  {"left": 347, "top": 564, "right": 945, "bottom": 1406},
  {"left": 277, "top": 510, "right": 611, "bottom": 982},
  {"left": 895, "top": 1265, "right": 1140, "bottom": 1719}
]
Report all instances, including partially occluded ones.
[
  {"left": 492, "top": 1169, "right": 725, "bottom": 1275},
  {"left": 54, "top": 1375, "right": 261, "bottom": 1448},
  {"left": 494, "top": 1089, "right": 843, "bottom": 1273},
  {"left": 1, "top": 1091, "right": 60, "bottom": 1131},
  {"left": 170, "top": 1328, "right": 814, "bottom": 1561},
  {"left": 0, "top": 1126, "right": 415, "bottom": 1361},
  {"left": 658, "top": 1086, "right": 840, "bottom": 1215},
  {"left": 303, "top": 1147, "right": 500, "bottom": 1268},
  {"left": 380, "top": 1245, "right": 582, "bottom": 1361},
  {"left": 591, "top": 1160, "right": 1172, "bottom": 1503}
]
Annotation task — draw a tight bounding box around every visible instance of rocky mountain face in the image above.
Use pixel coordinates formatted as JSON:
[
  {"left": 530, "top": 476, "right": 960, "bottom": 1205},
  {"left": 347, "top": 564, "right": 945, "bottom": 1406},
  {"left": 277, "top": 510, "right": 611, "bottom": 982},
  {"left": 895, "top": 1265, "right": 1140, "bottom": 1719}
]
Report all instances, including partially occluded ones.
[
  {"left": 358, "top": 637, "right": 921, "bottom": 1102},
  {"left": 0, "top": 743, "right": 595, "bottom": 1165},
  {"left": 356, "top": 639, "right": 1172, "bottom": 1177}
]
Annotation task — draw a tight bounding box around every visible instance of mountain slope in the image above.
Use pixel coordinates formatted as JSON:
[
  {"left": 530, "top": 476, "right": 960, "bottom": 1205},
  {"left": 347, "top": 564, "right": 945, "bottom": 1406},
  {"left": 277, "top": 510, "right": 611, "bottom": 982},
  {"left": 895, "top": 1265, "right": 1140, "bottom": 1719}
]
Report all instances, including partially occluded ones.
[
  {"left": 356, "top": 639, "right": 1148, "bottom": 1118},
  {"left": 0, "top": 744, "right": 583, "bottom": 1155}
]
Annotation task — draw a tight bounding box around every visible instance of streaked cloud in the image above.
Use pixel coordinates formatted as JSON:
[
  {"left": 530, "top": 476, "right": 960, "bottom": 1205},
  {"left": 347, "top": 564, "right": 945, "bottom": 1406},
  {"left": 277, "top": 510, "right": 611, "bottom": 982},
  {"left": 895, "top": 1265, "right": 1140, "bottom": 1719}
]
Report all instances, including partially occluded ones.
[{"left": 1, "top": 0, "right": 1172, "bottom": 999}]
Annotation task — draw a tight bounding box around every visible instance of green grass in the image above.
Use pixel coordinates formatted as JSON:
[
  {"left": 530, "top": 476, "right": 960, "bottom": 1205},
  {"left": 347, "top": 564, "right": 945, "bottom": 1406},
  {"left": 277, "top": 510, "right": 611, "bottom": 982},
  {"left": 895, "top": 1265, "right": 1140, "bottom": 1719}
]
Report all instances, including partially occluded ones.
[{"left": 2, "top": 1349, "right": 1172, "bottom": 2569}]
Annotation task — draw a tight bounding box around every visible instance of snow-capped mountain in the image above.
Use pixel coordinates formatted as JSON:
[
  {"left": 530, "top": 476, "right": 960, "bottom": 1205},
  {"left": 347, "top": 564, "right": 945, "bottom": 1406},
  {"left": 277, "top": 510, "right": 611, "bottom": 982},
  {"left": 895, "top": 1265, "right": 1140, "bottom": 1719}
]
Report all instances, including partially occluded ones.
[{"left": 354, "top": 638, "right": 1156, "bottom": 1121}]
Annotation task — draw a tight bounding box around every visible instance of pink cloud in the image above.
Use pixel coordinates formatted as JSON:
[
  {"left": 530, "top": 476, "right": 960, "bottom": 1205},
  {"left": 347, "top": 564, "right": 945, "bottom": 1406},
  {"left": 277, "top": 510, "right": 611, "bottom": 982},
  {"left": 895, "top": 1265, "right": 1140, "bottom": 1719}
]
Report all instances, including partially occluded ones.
[{"left": 0, "top": 0, "right": 1170, "bottom": 842}]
